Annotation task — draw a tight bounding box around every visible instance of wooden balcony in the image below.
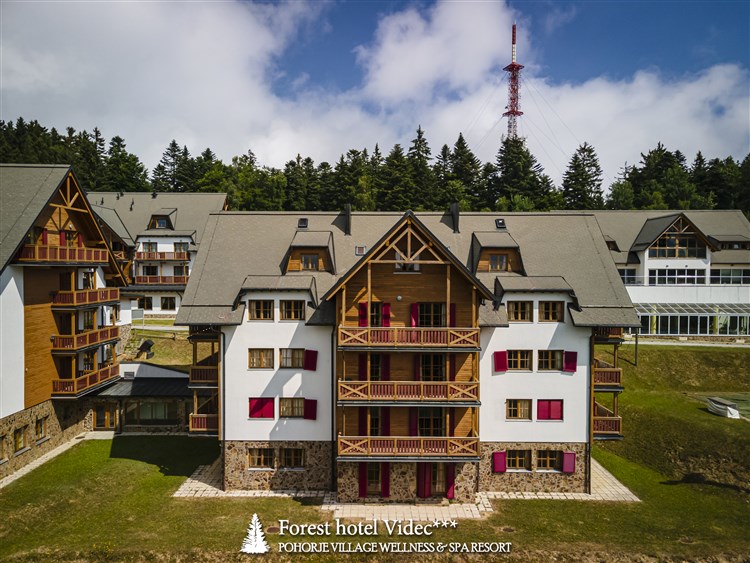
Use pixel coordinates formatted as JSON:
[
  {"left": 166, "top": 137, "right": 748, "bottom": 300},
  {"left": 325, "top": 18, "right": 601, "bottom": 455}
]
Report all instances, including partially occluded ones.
[
  {"left": 338, "top": 436, "right": 479, "bottom": 458},
  {"left": 134, "top": 275, "right": 189, "bottom": 285},
  {"left": 189, "top": 414, "right": 219, "bottom": 433},
  {"left": 17, "top": 244, "right": 109, "bottom": 264},
  {"left": 52, "top": 288, "right": 120, "bottom": 307},
  {"left": 338, "top": 380, "right": 478, "bottom": 402},
  {"left": 593, "top": 327, "right": 625, "bottom": 342},
  {"left": 593, "top": 359, "right": 623, "bottom": 388},
  {"left": 593, "top": 402, "right": 622, "bottom": 438},
  {"left": 52, "top": 363, "right": 120, "bottom": 396},
  {"left": 51, "top": 326, "right": 120, "bottom": 352},
  {"left": 338, "top": 327, "right": 480, "bottom": 348},
  {"left": 189, "top": 366, "right": 218, "bottom": 386},
  {"left": 135, "top": 251, "right": 190, "bottom": 261}
]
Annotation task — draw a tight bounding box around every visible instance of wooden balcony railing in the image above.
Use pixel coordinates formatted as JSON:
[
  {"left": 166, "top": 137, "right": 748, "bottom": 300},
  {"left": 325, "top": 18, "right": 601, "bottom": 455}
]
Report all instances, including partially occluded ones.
[
  {"left": 593, "top": 327, "right": 625, "bottom": 341},
  {"left": 338, "top": 380, "right": 479, "bottom": 402},
  {"left": 17, "top": 245, "right": 108, "bottom": 264},
  {"left": 338, "top": 327, "right": 480, "bottom": 348},
  {"left": 135, "top": 251, "right": 190, "bottom": 261},
  {"left": 593, "top": 359, "right": 623, "bottom": 387},
  {"left": 189, "top": 366, "right": 219, "bottom": 385},
  {"left": 189, "top": 414, "right": 219, "bottom": 432},
  {"left": 593, "top": 402, "right": 622, "bottom": 435},
  {"left": 52, "top": 363, "right": 120, "bottom": 396},
  {"left": 112, "top": 250, "right": 127, "bottom": 261},
  {"left": 338, "top": 436, "right": 479, "bottom": 457},
  {"left": 51, "top": 326, "right": 120, "bottom": 351},
  {"left": 52, "top": 288, "right": 120, "bottom": 307},
  {"left": 134, "top": 275, "right": 189, "bottom": 285}
]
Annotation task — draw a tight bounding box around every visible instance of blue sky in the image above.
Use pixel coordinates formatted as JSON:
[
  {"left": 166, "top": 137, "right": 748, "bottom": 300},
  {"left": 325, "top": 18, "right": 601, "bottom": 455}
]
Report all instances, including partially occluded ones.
[{"left": 1, "top": 0, "right": 748, "bottom": 187}]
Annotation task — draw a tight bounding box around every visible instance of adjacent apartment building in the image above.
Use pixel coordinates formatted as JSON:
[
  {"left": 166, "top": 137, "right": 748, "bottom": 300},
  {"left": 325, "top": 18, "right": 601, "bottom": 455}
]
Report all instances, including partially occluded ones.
[{"left": 176, "top": 209, "right": 639, "bottom": 501}]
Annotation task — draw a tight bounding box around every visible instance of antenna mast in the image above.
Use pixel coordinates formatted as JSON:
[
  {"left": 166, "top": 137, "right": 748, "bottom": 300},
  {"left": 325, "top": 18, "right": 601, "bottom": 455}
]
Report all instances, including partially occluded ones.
[{"left": 503, "top": 23, "right": 524, "bottom": 139}]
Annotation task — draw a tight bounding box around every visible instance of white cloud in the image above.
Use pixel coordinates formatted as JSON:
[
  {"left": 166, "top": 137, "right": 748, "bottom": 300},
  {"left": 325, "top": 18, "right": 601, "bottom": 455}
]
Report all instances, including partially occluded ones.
[{"left": 1, "top": 0, "right": 747, "bottom": 192}]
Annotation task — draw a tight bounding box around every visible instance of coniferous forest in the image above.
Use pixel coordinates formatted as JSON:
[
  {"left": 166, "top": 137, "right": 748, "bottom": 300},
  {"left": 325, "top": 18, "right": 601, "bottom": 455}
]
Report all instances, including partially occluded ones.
[{"left": 1, "top": 118, "right": 748, "bottom": 215}]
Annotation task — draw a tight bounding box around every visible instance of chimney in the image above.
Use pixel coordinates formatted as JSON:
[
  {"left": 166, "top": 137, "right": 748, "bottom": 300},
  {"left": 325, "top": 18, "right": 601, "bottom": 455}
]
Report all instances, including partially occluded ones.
[
  {"left": 450, "top": 202, "right": 460, "bottom": 233},
  {"left": 344, "top": 203, "right": 352, "bottom": 236}
]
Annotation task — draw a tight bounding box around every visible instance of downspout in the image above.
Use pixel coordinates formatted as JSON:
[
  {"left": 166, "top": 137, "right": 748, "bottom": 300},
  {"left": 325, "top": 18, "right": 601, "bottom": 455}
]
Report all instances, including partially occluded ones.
[
  {"left": 221, "top": 328, "right": 227, "bottom": 488},
  {"left": 587, "top": 331, "right": 594, "bottom": 494},
  {"left": 330, "top": 326, "right": 337, "bottom": 493}
]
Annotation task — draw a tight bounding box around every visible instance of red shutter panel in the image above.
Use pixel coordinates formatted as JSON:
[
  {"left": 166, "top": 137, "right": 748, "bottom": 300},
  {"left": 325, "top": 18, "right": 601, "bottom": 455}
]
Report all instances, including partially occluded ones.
[
  {"left": 303, "top": 349, "right": 318, "bottom": 371},
  {"left": 449, "top": 303, "right": 456, "bottom": 327},
  {"left": 562, "top": 452, "right": 576, "bottom": 473},
  {"left": 382, "top": 303, "right": 391, "bottom": 327},
  {"left": 449, "top": 354, "right": 456, "bottom": 381},
  {"left": 449, "top": 407, "right": 455, "bottom": 437},
  {"left": 262, "top": 398, "right": 274, "bottom": 418},
  {"left": 417, "top": 463, "right": 432, "bottom": 498},
  {"left": 77, "top": 233, "right": 84, "bottom": 247},
  {"left": 42, "top": 229, "right": 48, "bottom": 245},
  {"left": 381, "top": 407, "right": 391, "bottom": 435},
  {"left": 358, "top": 353, "right": 367, "bottom": 380},
  {"left": 409, "top": 407, "right": 418, "bottom": 436},
  {"left": 249, "top": 398, "right": 274, "bottom": 418},
  {"left": 492, "top": 451, "right": 507, "bottom": 473},
  {"left": 358, "top": 462, "right": 368, "bottom": 498},
  {"left": 493, "top": 351, "right": 508, "bottom": 372},
  {"left": 410, "top": 303, "right": 419, "bottom": 327},
  {"left": 303, "top": 399, "right": 317, "bottom": 420},
  {"left": 381, "top": 462, "right": 390, "bottom": 498},
  {"left": 537, "top": 400, "right": 550, "bottom": 420},
  {"left": 60, "top": 231, "right": 66, "bottom": 246},
  {"left": 550, "top": 400, "right": 563, "bottom": 420},
  {"left": 381, "top": 354, "right": 391, "bottom": 380},
  {"left": 563, "top": 351, "right": 578, "bottom": 373},
  {"left": 358, "top": 302, "right": 368, "bottom": 327},
  {"left": 446, "top": 463, "right": 455, "bottom": 499},
  {"left": 248, "top": 398, "right": 260, "bottom": 418}
]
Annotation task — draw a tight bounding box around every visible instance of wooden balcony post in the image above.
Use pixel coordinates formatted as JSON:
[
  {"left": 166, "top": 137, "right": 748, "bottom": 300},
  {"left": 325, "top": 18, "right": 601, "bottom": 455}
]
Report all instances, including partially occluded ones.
[
  {"left": 341, "top": 287, "right": 346, "bottom": 325},
  {"left": 446, "top": 263, "right": 451, "bottom": 326},
  {"left": 367, "top": 263, "right": 371, "bottom": 346}
]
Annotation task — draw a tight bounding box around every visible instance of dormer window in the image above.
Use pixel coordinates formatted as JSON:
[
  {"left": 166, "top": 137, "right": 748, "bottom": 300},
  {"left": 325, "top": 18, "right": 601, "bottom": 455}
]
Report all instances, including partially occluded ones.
[
  {"left": 149, "top": 215, "right": 170, "bottom": 229},
  {"left": 301, "top": 253, "right": 319, "bottom": 271},
  {"left": 648, "top": 218, "right": 706, "bottom": 258},
  {"left": 489, "top": 253, "right": 508, "bottom": 272}
]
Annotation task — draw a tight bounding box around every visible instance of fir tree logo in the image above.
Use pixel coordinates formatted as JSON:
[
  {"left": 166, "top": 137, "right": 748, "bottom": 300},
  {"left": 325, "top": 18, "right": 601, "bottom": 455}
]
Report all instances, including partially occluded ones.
[{"left": 240, "top": 513, "right": 270, "bottom": 554}]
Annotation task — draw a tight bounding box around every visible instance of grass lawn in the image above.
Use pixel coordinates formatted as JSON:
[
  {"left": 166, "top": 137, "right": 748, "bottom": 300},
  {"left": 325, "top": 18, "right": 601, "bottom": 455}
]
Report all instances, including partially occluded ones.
[{"left": 124, "top": 328, "right": 192, "bottom": 373}]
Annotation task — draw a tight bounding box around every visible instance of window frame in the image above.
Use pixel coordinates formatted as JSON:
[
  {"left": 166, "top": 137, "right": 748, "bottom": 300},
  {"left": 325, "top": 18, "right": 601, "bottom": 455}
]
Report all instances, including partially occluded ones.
[
  {"left": 507, "top": 350, "right": 532, "bottom": 371},
  {"left": 418, "top": 303, "right": 446, "bottom": 328},
  {"left": 537, "top": 350, "right": 564, "bottom": 371},
  {"left": 248, "top": 348, "right": 274, "bottom": 369},
  {"left": 279, "top": 398, "right": 305, "bottom": 418},
  {"left": 300, "top": 253, "right": 320, "bottom": 271},
  {"left": 279, "top": 348, "right": 305, "bottom": 369},
  {"left": 138, "top": 296, "right": 153, "bottom": 310},
  {"left": 160, "top": 296, "right": 176, "bottom": 310},
  {"left": 488, "top": 253, "right": 508, "bottom": 272},
  {"left": 280, "top": 300, "right": 306, "bottom": 321},
  {"left": 506, "top": 399, "right": 532, "bottom": 420},
  {"left": 35, "top": 417, "right": 48, "bottom": 441},
  {"left": 539, "top": 301, "right": 564, "bottom": 323},
  {"left": 420, "top": 354, "right": 446, "bottom": 382},
  {"left": 248, "top": 300, "right": 274, "bottom": 321},
  {"left": 536, "top": 450, "right": 562, "bottom": 471},
  {"left": 506, "top": 449, "right": 531, "bottom": 471},
  {"left": 417, "top": 407, "right": 445, "bottom": 437},
  {"left": 507, "top": 301, "right": 533, "bottom": 322},
  {"left": 174, "top": 242, "right": 189, "bottom": 253},
  {"left": 248, "top": 447, "right": 275, "bottom": 469},
  {"left": 279, "top": 448, "right": 305, "bottom": 469},
  {"left": 13, "top": 426, "right": 27, "bottom": 453},
  {"left": 367, "top": 463, "right": 381, "bottom": 494}
]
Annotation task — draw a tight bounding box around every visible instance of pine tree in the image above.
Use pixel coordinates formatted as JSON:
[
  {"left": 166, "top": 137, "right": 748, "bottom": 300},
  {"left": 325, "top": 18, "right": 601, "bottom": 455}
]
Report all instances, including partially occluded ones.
[
  {"left": 151, "top": 140, "right": 182, "bottom": 191},
  {"left": 561, "top": 142, "right": 604, "bottom": 209},
  {"left": 407, "top": 126, "right": 435, "bottom": 209},
  {"left": 492, "top": 136, "right": 550, "bottom": 210},
  {"left": 377, "top": 144, "right": 415, "bottom": 211},
  {"left": 240, "top": 513, "right": 269, "bottom": 554},
  {"left": 283, "top": 154, "right": 308, "bottom": 211},
  {"left": 103, "top": 136, "right": 150, "bottom": 192},
  {"left": 449, "top": 133, "right": 482, "bottom": 207}
]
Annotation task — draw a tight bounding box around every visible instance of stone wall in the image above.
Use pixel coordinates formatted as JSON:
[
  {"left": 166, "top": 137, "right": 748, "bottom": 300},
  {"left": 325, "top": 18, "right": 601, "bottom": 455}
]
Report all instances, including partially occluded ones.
[
  {"left": 117, "top": 323, "right": 132, "bottom": 355},
  {"left": 0, "top": 400, "right": 92, "bottom": 480},
  {"left": 453, "top": 462, "right": 477, "bottom": 502},
  {"left": 479, "top": 442, "right": 588, "bottom": 493},
  {"left": 224, "top": 440, "right": 332, "bottom": 491}
]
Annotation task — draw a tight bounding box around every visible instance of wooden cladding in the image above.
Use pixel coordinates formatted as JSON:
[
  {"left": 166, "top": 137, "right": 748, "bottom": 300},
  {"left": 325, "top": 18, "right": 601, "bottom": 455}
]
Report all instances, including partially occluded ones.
[
  {"left": 135, "top": 251, "right": 190, "bottom": 261},
  {"left": 17, "top": 245, "right": 108, "bottom": 263},
  {"left": 51, "top": 363, "right": 120, "bottom": 396},
  {"left": 189, "top": 366, "right": 219, "bottom": 385},
  {"left": 134, "top": 275, "right": 189, "bottom": 285},
  {"left": 52, "top": 288, "right": 119, "bottom": 307},
  {"left": 338, "top": 436, "right": 479, "bottom": 457},
  {"left": 476, "top": 248, "right": 522, "bottom": 273},
  {"left": 51, "top": 326, "right": 120, "bottom": 352},
  {"left": 339, "top": 327, "right": 479, "bottom": 347},
  {"left": 286, "top": 248, "right": 330, "bottom": 272},
  {"left": 338, "top": 381, "right": 479, "bottom": 402}
]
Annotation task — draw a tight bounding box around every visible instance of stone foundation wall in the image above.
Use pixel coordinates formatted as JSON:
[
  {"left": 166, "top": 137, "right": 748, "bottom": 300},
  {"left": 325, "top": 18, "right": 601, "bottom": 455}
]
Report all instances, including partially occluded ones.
[
  {"left": 117, "top": 323, "right": 132, "bottom": 355},
  {"left": 0, "top": 400, "right": 92, "bottom": 480},
  {"left": 224, "top": 440, "right": 332, "bottom": 491},
  {"left": 479, "top": 442, "right": 588, "bottom": 493},
  {"left": 453, "top": 462, "right": 477, "bottom": 502}
]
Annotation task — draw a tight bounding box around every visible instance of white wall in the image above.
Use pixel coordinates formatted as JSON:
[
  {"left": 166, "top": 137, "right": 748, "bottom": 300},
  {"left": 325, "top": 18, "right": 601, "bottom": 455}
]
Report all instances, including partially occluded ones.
[
  {"left": 627, "top": 284, "right": 749, "bottom": 304},
  {"left": 136, "top": 236, "right": 194, "bottom": 277},
  {"left": 479, "top": 292, "right": 590, "bottom": 443},
  {"left": 222, "top": 291, "right": 333, "bottom": 442},
  {"left": 0, "top": 266, "right": 25, "bottom": 418},
  {"left": 118, "top": 298, "right": 134, "bottom": 325},
  {"left": 119, "top": 362, "right": 187, "bottom": 379}
]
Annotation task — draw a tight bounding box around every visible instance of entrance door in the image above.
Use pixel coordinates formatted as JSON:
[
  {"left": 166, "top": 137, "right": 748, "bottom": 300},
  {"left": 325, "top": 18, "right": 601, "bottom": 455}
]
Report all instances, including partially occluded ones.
[{"left": 95, "top": 403, "right": 117, "bottom": 429}]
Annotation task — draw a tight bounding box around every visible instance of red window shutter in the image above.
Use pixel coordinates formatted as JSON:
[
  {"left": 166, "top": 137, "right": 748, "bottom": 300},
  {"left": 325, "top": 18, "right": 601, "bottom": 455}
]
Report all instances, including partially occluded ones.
[
  {"left": 449, "top": 303, "right": 456, "bottom": 327},
  {"left": 562, "top": 452, "right": 576, "bottom": 474},
  {"left": 249, "top": 397, "right": 273, "bottom": 418},
  {"left": 248, "top": 398, "right": 260, "bottom": 418},
  {"left": 381, "top": 354, "right": 391, "bottom": 381},
  {"left": 410, "top": 303, "right": 419, "bottom": 327},
  {"left": 381, "top": 462, "right": 390, "bottom": 498},
  {"left": 77, "top": 233, "right": 84, "bottom": 247},
  {"left": 550, "top": 400, "right": 563, "bottom": 420},
  {"left": 492, "top": 451, "right": 506, "bottom": 473},
  {"left": 303, "top": 399, "right": 317, "bottom": 420},
  {"left": 493, "top": 351, "right": 508, "bottom": 372},
  {"left": 60, "top": 231, "right": 66, "bottom": 246},
  {"left": 449, "top": 407, "right": 455, "bottom": 437},
  {"left": 358, "top": 353, "right": 367, "bottom": 381},
  {"left": 303, "top": 349, "right": 318, "bottom": 371},
  {"left": 537, "top": 400, "right": 550, "bottom": 420},
  {"left": 413, "top": 354, "right": 421, "bottom": 381},
  {"left": 563, "top": 351, "right": 577, "bottom": 373},
  {"left": 382, "top": 303, "right": 391, "bottom": 327},
  {"left": 446, "top": 463, "right": 455, "bottom": 499},
  {"left": 358, "top": 462, "right": 368, "bottom": 498},
  {"left": 449, "top": 354, "right": 456, "bottom": 381},
  {"left": 42, "top": 229, "right": 48, "bottom": 245},
  {"left": 262, "top": 398, "right": 274, "bottom": 418},
  {"left": 358, "top": 302, "right": 368, "bottom": 327},
  {"left": 381, "top": 406, "right": 390, "bottom": 435}
]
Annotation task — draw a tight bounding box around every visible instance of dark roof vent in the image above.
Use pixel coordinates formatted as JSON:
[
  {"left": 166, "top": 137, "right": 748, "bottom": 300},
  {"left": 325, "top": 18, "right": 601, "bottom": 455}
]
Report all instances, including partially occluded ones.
[
  {"left": 495, "top": 218, "right": 506, "bottom": 230},
  {"left": 297, "top": 218, "right": 309, "bottom": 229},
  {"left": 355, "top": 245, "right": 366, "bottom": 256},
  {"left": 450, "top": 202, "right": 460, "bottom": 233},
  {"left": 344, "top": 203, "right": 352, "bottom": 236}
]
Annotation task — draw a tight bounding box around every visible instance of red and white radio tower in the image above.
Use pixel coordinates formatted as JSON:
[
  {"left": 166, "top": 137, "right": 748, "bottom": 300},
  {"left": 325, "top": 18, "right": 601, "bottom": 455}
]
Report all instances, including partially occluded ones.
[{"left": 502, "top": 23, "right": 524, "bottom": 139}]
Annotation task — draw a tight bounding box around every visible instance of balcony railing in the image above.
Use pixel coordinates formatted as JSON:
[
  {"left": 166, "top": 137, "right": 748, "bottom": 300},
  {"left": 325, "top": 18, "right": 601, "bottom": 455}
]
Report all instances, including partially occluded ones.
[
  {"left": 338, "top": 327, "right": 480, "bottom": 348},
  {"left": 51, "top": 326, "right": 120, "bottom": 351},
  {"left": 52, "top": 363, "right": 120, "bottom": 396},
  {"left": 338, "top": 436, "right": 479, "bottom": 457},
  {"left": 593, "top": 327, "right": 624, "bottom": 341},
  {"left": 338, "top": 380, "right": 479, "bottom": 402},
  {"left": 189, "top": 414, "right": 219, "bottom": 432},
  {"left": 134, "top": 275, "right": 189, "bottom": 285},
  {"left": 593, "top": 359, "right": 623, "bottom": 387},
  {"left": 135, "top": 251, "right": 190, "bottom": 261},
  {"left": 17, "top": 244, "right": 108, "bottom": 264},
  {"left": 593, "top": 402, "right": 622, "bottom": 436},
  {"left": 189, "top": 366, "right": 219, "bottom": 385},
  {"left": 52, "top": 288, "right": 120, "bottom": 307}
]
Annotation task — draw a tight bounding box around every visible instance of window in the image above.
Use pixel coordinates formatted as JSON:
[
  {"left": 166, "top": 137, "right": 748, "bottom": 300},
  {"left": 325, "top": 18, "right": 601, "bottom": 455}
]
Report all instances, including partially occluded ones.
[
  {"left": 355, "top": 245, "right": 367, "bottom": 256},
  {"left": 280, "top": 300, "right": 305, "bottom": 320},
  {"left": 506, "top": 449, "right": 531, "bottom": 470},
  {"left": 280, "top": 348, "right": 305, "bottom": 368},
  {"left": 82, "top": 350, "right": 96, "bottom": 372},
  {"left": 618, "top": 268, "right": 637, "bottom": 285},
  {"left": 63, "top": 230, "right": 77, "bottom": 247},
  {"left": 174, "top": 242, "right": 189, "bottom": 253},
  {"left": 82, "top": 310, "right": 95, "bottom": 331},
  {"left": 367, "top": 463, "right": 381, "bottom": 494},
  {"left": 537, "top": 399, "right": 563, "bottom": 420},
  {"left": 143, "top": 242, "right": 158, "bottom": 252},
  {"left": 648, "top": 269, "right": 706, "bottom": 285},
  {"left": 138, "top": 296, "right": 153, "bottom": 310},
  {"left": 506, "top": 399, "right": 532, "bottom": 420},
  {"left": 421, "top": 354, "right": 445, "bottom": 382},
  {"left": 248, "top": 397, "right": 274, "bottom": 418},
  {"left": 538, "top": 350, "right": 564, "bottom": 371},
  {"left": 124, "top": 401, "right": 179, "bottom": 425},
  {"left": 0, "top": 435, "right": 6, "bottom": 460},
  {"left": 369, "top": 354, "right": 382, "bottom": 381},
  {"left": 710, "top": 268, "right": 750, "bottom": 285},
  {"left": 81, "top": 271, "right": 95, "bottom": 290},
  {"left": 489, "top": 253, "right": 508, "bottom": 272},
  {"left": 507, "top": 350, "right": 532, "bottom": 371},
  {"left": 149, "top": 216, "right": 169, "bottom": 229},
  {"left": 539, "top": 301, "right": 564, "bottom": 322},
  {"left": 418, "top": 407, "right": 444, "bottom": 437},
  {"left": 537, "top": 450, "right": 562, "bottom": 470},
  {"left": 280, "top": 448, "right": 305, "bottom": 468},
  {"left": 248, "top": 349, "right": 273, "bottom": 369},
  {"left": 507, "top": 301, "right": 533, "bottom": 322},
  {"left": 142, "top": 265, "right": 158, "bottom": 276},
  {"left": 173, "top": 265, "right": 188, "bottom": 276},
  {"left": 301, "top": 254, "right": 319, "bottom": 270},
  {"left": 648, "top": 219, "right": 706, "bottom": 258},
  {"left": 279, "top": 398, "right": 305, "bottom": 418},
  {"left": 431, "top": 463, "right": 446, "bottom": 495},
  {"left": 248, "top": 448, "right": 274, "bottom": 469},
  {"left": 35, "top": 417, "right": 48, "bottom": 441},
  {"left": 370, "top": 302, "right": 382, "bottom": 327},
  {"left": 369, "top": 407, "right": 381, "bottom": 436},
  {"left": 161, "top": 297, "right": 176, "bottom": 310},
  {"left": 13, "top": 426, "right": 27, "bottom": 453},
  {"left": 418, "top": 303, "right": 446, "bottom": 327},
  {"left": 395, "top": 251, "right": 420, "bottom": 272},
  {"left": 248, "top": 300, "right": 274, "bottom": 320}
]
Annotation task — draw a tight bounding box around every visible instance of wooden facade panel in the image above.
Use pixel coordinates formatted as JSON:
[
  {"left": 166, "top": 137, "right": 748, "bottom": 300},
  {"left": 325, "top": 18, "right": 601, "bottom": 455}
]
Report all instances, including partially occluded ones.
[
  {"left": 23, "top": 303, "right": 58, "bottom": 408},
  {"left": 477, "top": 249, "right": 522, "bottom": 273},
  {"left": 286, "top": 248, "right": 330, "bottom": 272},
  {"left": 453, "top": 406, "right": 474, "bottom": 437},
  {"left": 23, "top": 268, "right": 64, "bottom": 306}
]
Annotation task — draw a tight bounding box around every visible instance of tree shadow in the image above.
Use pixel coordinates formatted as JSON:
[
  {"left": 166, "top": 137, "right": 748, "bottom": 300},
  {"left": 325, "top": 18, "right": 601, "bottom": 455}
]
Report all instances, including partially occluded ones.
[
  {"left": 661, "top": 472, "right": 750, "bottom": 494},
  {"left": 108, "top": 435, "right": 220, "bottom": 477}
]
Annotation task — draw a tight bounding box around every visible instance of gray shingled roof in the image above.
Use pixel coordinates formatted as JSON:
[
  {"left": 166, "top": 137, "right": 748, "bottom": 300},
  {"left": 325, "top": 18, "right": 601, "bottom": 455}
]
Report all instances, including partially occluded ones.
[
  {"left": 94, "top": 376, "right": 191, "bottom": 397},
  {"left": 0, "top": 164, "right": 70, "bottom": 271},
  {"left": 177, "top": 211, "right": 638, "bottom": 328},
  {"left": 92, "top": 205, "right": 134, "bottom": 246}
]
